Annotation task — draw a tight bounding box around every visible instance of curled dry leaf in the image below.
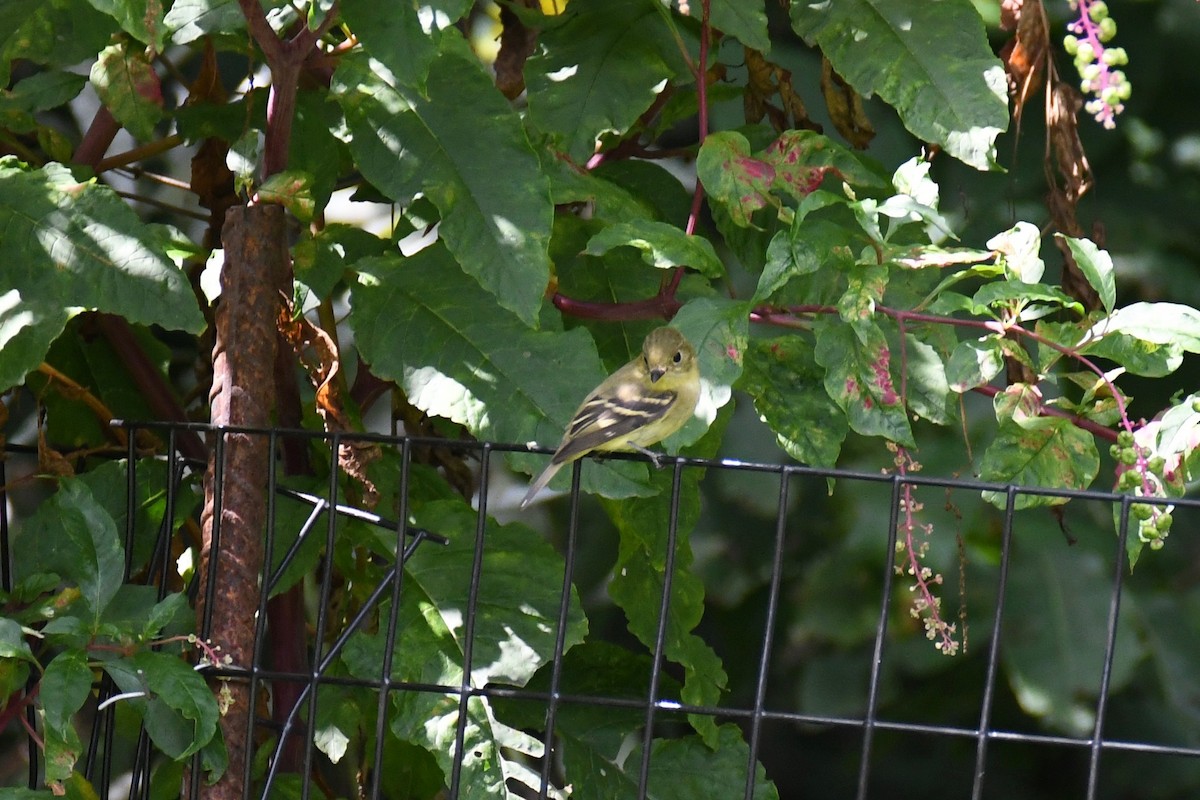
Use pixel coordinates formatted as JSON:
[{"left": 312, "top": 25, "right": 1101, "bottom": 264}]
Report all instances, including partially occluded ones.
[
  {"left": 999, "top": 0, "right": 1050, "bottom": 125},
  {"left": 820, "top": 57, "right": 875, "bottom": 149}
]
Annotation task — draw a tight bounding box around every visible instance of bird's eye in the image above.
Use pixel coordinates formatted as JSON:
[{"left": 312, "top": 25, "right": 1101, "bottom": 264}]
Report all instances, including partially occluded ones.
[{"left": 673, "top": 350, "right": 683, "bottom": 364}]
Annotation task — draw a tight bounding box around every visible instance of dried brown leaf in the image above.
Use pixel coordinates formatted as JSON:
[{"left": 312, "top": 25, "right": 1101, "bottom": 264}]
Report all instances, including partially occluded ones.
[{"left": 819, "top": 57, "right": 874, "bottom": 149}]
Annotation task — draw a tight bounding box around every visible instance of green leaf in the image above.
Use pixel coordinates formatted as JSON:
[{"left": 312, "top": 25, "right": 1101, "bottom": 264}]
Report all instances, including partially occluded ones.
[
  {"left": 164, "top": 0, "right": 245, "bottom": 44},
  {"left": 89, "top": 42, "right": 163, "bottom": 142},
  {"left": 41, "top": 650, "right": 92, "bottom": 781},
  {"left": 0, "top": 71, "right": 88, "bottom": 132},
  {"left": 293, "top": 224, "right": 389, "bottom": 301},
  {"left": 584, "top": 220, "right": 724, "bottom": 278},
  {"left": 334, "top": 46, "right": 552, "bottom": 327},
  {"left": 342, "top": 500, "right": 585, "bottom": 798},
  {"left": 492, "top": 643, "right": 664, "bottom": 799},
  {"left": 702, "top": 0, "right": 769, "bottom": 52},
  {"left": 0, "top": 159, "right": 203, "bottom": 391},
  {"left": 408, "top": 501, "right": 588, "bottom": 687},
  {"left": 971, "top": 281, "right": 1083, "bottom": 317},
  {"left": 257, "top": 169, "right": 316, "bottom": 223},
  {"left": 696, "top": 130, "right": 779, "bottom": 228},
  {"left": 85, "top": 0, "right": 167, "bottom": 49},
  {"left": 641, "top": 725, "right": 779, "bottom": 800},
  {"left": 814, "top": 321, "right": 914, "bottom": 446},
  {"left": 700, "top": 130, "right": 885, "bottom": 232},
  {"left": 1078, "top": 331, "right": 1183, "bottom": 378},
  {"left": 837, "top": 263, "right": 888, "bottom": 331},
  {"left": 899, "top": 331, "right": 954, "bottom": 425},
  {"left": 104, "top": 651, "right": 220, "bottom": 760},
  {"left": 739, "top": 336, "right": 847, "bottom": 467},
  {"left": 756, "top": 217, "right": 856, "bottom": 303},
  {"left": 790, "top": 0, "right": 1008, "bottom": 170},
  {"left": 1091, "top": 302, "right": 1200, "bottom": 354},
  {"left": 667, "top": 296, "right": 749, "bottom": 447},
  {"left": 525, "top": 0, "right": 688, "bottom": 162},
  {"left": 1, "top": 0, "right": 118, "bottom": 86},
  {"left": 350, "top": 246, "right": 656, "bottom": 499},
  {"left": 979, "top": 418, "right": 1100, "bottom": 509},
  {"left": 1058, "top": 235, "right": 1116, "bottom": 313},
  {"left": 15, "top": 481, "right": 124, "bottom": 626},
  {"left": 604, "top": 452, "right": 728, "bottom": 747},
  {"left": 946, "top": 337, "right": 1005, "bottom": 392},
  {"left": 339, "top": 0, "right": 447, "bottom": 90},
  {"left": 71, "top": 458, "right": 178, "bottom": 577},
  {"left": 0, "top": 616, "right": 36, "bottom": 666}
]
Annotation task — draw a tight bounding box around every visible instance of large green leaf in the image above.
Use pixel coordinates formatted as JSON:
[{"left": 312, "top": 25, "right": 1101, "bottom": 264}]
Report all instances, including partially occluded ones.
[
  {"left": 0, "top": 159, "right": 203, "bottom": 391},
  {"left": 1, "top": 0, "right": 117, "bottom": 86},
  {"left": 584, "top": 220, "right": 725, "bottom": 278},
  {"left": 341, "top": 500, "right": 586, "bottom": 798},
  {"left": 85, "top": 0, "right": 167, "bottom": 50},
  {"left": 0, "top": 71, "right": 88, "bottom": 133},
  {"left": 349, "top": 246, "right": 658, "bottom": 499},
  {"left": 739, "top": 336, "right": 847, "bottom": 467},
  {"left": 979, "top": 418, "right": 1100, "bottom": 509},
  {"left": 703, "top": 0, "right": 770, "bottom": 52},
  {"left": 90, "top": 41, "right": 163, "bottom": 142},
  {"left": 525, "top": 0, "right": 689, "bottom": 162},
  {"left": 1091, "top": 302, "right": 1200, "bottom": 354},
  {"left": 813, "top": 320, "right": 914, "bottom": 446},
  {"left": 103, "top": 651, "right": 220, "bottom": 760},
  {"left": 15, "top": 481, "right": 125, "bottom": 626},
  {"left": 334, "top": 45, "right": 552, "bottom": 327},
  {"left": 603, "top": 413, "right": 731, "bottom": 747},
  {"left": 790, "top": 0, "right": 1008, "bottom": 170},
  {"left": 340, "top": 0, "right": 472, "bottom": 90},
  {"left": 163, "top": 0, "right": 244, "bottom": 44},
  {"left": 40, "top": 651, "right": 93, "bottom": 782}
]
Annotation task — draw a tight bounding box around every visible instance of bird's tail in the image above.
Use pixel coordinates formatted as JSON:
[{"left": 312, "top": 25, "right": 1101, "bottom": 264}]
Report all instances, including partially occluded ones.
[{"left": 520, "top": 460, "right": 564, "bottom": 509}]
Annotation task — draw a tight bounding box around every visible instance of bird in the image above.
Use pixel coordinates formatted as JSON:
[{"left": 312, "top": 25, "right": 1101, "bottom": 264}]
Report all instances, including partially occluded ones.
[{"left": 520, "top": 326, "right": 701, "bottom": 508}]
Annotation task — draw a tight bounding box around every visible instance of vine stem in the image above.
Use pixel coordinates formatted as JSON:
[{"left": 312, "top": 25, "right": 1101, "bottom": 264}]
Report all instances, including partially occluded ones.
[{"left": 751, "top": 303, "right": 1128, "bottom": 444}]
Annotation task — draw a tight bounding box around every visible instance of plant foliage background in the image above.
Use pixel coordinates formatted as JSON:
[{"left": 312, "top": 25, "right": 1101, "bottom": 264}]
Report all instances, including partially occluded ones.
[{"left": 3, "top": 0, "right": 1200, "bottom": 797}]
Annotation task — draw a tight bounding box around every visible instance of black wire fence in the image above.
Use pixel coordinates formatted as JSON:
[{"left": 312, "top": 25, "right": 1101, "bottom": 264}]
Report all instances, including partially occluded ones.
[{"left": 3, "top": 421, "right": 1200, "bottom": 799}]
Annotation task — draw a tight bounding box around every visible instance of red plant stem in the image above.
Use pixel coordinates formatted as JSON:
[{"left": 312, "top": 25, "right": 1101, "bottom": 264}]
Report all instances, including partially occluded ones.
[
  {"left": 236, "top": 0, "right": 340, "bottom": 180},
  {"left": 555, "top": 1, "right": 712, "bottom": 323},
  {"left": 73, "top": 107, "right": 120, "bottom": 168},
  {"left": 553, "top": 290, "right": 682, "bottom": 321},
  {"left": 750, "top": 303, "right": 1124, "bottom": 442}
]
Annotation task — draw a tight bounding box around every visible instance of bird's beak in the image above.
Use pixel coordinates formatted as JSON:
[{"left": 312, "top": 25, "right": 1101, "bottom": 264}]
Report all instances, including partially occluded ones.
[{"left": 649, "top": 367, "right": 665, "bottom": 382}]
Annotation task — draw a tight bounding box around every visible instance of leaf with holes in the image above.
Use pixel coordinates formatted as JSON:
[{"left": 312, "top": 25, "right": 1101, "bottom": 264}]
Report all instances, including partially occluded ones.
[
  {"left": 334, "top": 44, "right": 552, "bottom": 327},
  {"left": 525, "top": 0, "right": 690, "bottom": 162},
  {"left": 584, "top": 220, "right": 724, "bottom": 278},
  {"left": 790, "top": 0, "right": 1008, "bottom": 169}
]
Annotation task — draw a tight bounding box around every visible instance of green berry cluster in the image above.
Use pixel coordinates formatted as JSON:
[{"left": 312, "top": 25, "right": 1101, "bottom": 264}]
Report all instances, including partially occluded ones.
[
  {"left": 1063, "top": 0, "right": 1131, "bottom": 129},
  {"left": 1110, "top": 430, "right": 1172, "bottom": 549}
]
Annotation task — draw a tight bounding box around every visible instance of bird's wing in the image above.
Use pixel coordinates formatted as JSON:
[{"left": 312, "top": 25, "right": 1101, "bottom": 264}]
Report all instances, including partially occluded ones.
[{"left": 552, "top": 383, "right": 677, "bottom": 465}]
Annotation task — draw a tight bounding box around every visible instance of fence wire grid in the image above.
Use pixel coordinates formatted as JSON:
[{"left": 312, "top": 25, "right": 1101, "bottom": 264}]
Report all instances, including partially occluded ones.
[{"left": 3, "top": 420, "right": 1200, "bottom": 800}]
